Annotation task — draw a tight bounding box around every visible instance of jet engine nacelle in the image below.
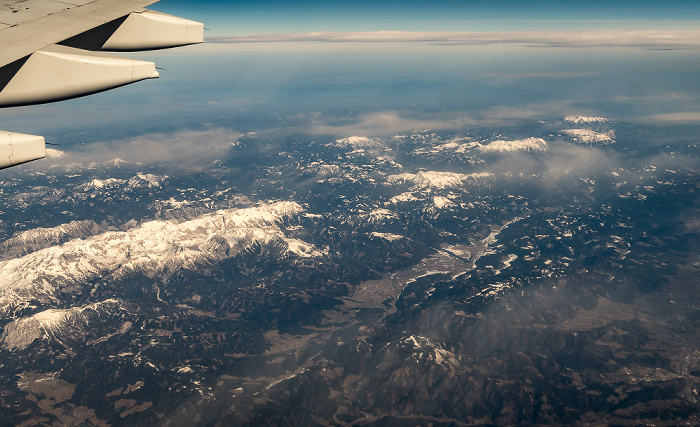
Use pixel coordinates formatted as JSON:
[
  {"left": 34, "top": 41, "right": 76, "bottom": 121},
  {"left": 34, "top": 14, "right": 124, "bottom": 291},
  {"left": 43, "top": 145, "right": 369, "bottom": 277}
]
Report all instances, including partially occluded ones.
[
  {"left": 60, "top": 10, "right": 204, "bottom": 52},
  {"left": 103, "top": 10, "right": 204, "bottom": 51},
  {"left": 0, "top": 45, "right": 159, "bottom": 108},
  {"left": 0, "top": 131, "right": 46, "bottom": 170}
]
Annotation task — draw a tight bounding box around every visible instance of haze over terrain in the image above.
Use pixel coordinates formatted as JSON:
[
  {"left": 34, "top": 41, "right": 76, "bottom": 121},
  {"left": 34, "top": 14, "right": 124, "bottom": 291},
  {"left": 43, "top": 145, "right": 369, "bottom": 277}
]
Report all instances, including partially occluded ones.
[{"left": 1, "top": 1, "right": 700, "bottom": 425}]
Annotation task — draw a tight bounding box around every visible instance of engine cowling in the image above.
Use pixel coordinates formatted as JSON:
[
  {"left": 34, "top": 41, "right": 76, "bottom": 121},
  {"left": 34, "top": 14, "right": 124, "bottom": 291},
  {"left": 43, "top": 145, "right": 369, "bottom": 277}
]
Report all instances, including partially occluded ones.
[
  {"left": 60, "top": 10, "right": 204, "bottom": 52},
  {"left": 0, "top": 45, "right": 159, "bottom": 108},
  {"left": 102, "top": 10, "right": 204, "bottom": 51},
  {"left": 0, "top": 131, "right": 46, "bottom": 170}
]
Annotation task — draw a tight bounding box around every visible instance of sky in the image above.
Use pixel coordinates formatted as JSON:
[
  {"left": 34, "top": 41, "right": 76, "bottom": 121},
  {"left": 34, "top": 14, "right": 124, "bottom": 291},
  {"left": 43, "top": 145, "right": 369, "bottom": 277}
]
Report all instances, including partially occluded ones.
[{"left": 153, "top": 0, "right": 700, "bottom": 35}]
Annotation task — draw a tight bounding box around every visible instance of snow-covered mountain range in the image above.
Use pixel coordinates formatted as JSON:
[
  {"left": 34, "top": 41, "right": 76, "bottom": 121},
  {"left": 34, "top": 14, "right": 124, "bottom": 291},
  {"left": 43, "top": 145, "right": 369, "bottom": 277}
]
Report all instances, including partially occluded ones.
[
  {"left": 0, "top": 201, "right": 322, "bottom": 319},
  {"left": 1, "top": 299, "right": 133, "bottom": 351}
]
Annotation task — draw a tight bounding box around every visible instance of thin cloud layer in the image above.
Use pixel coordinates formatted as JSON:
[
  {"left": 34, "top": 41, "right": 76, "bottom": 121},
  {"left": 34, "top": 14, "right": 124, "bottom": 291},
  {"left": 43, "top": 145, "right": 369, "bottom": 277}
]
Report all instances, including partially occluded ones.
[
  {"left": 293, "top": 103, "right": 575, "bottom": 137},
  {"left": 613, "top": 92, "right": 694, "bottom": 102},
  {"left": 638, "top": 112, "right": 700, "bottom": 123},
  {"left": 210, "top": 30, "right": 700, "bottom": 49},
  {"left": 42, "top": 128, "right": 240, "bottom": 170},
  {"left": 479, "top": 72, "right": 600, "bottom": 79},
  {"left": 303, "top": 111, "right": 478, "bottom": 137}
]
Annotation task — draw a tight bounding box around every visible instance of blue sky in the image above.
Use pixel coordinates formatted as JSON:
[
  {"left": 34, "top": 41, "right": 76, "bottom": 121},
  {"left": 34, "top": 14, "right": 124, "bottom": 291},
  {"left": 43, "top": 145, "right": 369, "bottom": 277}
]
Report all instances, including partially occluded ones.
[{"left": 154, "top": 0, "right": 700, "bottom": 35}]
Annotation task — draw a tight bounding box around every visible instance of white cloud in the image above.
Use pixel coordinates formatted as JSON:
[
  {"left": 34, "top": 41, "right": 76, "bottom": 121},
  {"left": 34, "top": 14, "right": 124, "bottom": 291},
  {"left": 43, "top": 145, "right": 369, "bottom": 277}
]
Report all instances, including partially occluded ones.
[
  {"left": 480, "top": 102, "right": 575, "bottom": 122},
  {"left": 209, "top": 30, "right": 700, "bottom": 49},
  {"left": 486, "top": 141, "right": 619, "bottom": 185},
  {"left": 43, "top": 128, "right": 240, "bottom": 170}
]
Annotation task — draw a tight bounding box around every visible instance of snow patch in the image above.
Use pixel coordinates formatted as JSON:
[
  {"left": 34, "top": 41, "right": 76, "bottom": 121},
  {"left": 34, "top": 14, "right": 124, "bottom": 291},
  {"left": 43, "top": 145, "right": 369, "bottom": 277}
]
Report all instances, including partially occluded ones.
[
  {"left": 284, "top": 238, "right": 326, "bottom": 258},
  {"left": 390, "top": 192, "right": 421, "bottom": 203},
  {"left": 367, "top": 209, "right": 398, "bottom": 223},
  {"left": 493, "top": 253, "right": 518, "bottom": 275},
  {"left": 371, "top": 232, "right": 405, "bottom": 242},
  {"left": 433, "top": 196, "right": 455, "bottom": 209}
]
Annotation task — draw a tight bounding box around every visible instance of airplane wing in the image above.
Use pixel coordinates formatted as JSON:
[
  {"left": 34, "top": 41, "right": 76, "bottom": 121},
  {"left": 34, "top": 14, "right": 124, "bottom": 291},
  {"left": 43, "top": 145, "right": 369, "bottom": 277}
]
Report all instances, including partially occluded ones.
[{"left": 0, "top": 0, "right": 204, "bottom": 170}]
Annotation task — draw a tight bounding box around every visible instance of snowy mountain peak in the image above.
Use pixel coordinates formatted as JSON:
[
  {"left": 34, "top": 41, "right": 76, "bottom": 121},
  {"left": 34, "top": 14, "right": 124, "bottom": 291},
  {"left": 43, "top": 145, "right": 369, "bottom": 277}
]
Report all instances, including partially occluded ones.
[
  {"left": 82, "top": 178, "right": 125, "bottom": 191},
  {"left": 366, "top": 209, "right": 399, "bottom": 223},
  {"left": 127, "top": 173, "right": 168, "bottom": 189},
  {"left": 387, "top": 171, "right": 493, "bottom": 189},
  {"left": 479, "top": 137, "right": 548, "bottom": 154},
  {"left": 564, "top": 115, "right": 609, "bottom": 124},
  {"left": 561, "top": 129, "right": 615, "bottom": 145},
  {"left": 433, "top": 196, "right": 455, "bottom": 209},
  {"left": 0, "top": 220, "right": 104, "bottom": 261},
  {"left": 333, "top": 136, "right": 383, "bottom": 148},
  {"left": 0, "top": 299, "right": 131, "bottom": 351},
  {"left": 388, "top": 335, "right": 459, "bottom": 368}
]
